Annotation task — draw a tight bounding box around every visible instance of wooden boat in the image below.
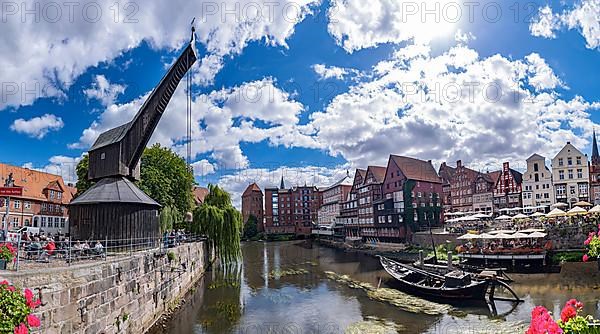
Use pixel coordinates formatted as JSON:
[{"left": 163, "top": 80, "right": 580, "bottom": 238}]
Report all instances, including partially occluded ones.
[{"left": 379, "top": 256, "right": 490, "bottom": 301}]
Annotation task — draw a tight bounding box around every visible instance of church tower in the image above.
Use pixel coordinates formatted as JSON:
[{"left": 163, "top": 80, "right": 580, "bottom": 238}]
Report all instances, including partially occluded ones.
[{"left": 590, "top": 130, "right": 600, "bottom": 204}]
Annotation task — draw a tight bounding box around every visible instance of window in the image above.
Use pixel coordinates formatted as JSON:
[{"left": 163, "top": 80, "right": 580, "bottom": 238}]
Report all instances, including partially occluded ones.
[
  {"left": 54, "top": 217, "right": 60, "bottom": 228},
  {"left": 41, "top": 217, "right": 46, "bottom": 228},
  {"left": 559, "top": 170, "right": 564, "bottom": 179},
  {"left": 568, "top": 157, "right": 572, "bottom": 166},
  {"left": 13, "top": 200, "right": 20, "bottom": 209},
  {"left": 49, "top": 190, "right": 54, "bottom": 199},
  {"left": 534, "top": 174, "right": 539, "bottom": 182},
  {"left": 568, "top": 170, "right": 573, "bottom": 179},
  {"left": 577, "top": 169, "right": 583, "bottom": 178},
  {"left": 24, "top": 201, "right": 31, "bottom": 209},
  {"left": 577, "top": 157, "right": 582, "bottom": 165},
  {"left": 579, "top": 184, "right": 588, "bottom": 195},
  {"left": 558, "top": 158, "right": 563, "bottom": 166},
  {"left": 57, "top": 192, "right": 62, "bottom": 200}
]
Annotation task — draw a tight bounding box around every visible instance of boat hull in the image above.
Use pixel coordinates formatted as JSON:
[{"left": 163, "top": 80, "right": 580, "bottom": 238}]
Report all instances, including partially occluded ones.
[{"left": 379, "top": 256, "right": 490, "bottom": 301}]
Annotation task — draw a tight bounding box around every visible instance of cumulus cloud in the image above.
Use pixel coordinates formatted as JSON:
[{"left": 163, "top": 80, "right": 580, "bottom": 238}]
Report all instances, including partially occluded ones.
[
  {"left": 307, "top": 44, "right": 600, "bottom": 170},
  {"left": 312, "top": 64, "right": 350, "bottom": 80},
  {"left": 327, "top": 0, "right": 459, "bottom": 52},
  {"left": 0, "top": 0, "right": 320, "bottom": 110},
  {"left": 530, "top": 1, "right": 600, "bottom": 50},
  {"left": 191, "top": 159, "right": 217, "bottom": 177},
  {"left": 23, "top": 155, "right": 83, "bottom": 184},
  {"left": 10, "top": 114, "right": 64, "bottom": 139},
  {"left": 70, "top": 77, "right": 316, "bottom": 171},
  {"left": 84, "top": 75, "right": 126, "bottom": 106}
]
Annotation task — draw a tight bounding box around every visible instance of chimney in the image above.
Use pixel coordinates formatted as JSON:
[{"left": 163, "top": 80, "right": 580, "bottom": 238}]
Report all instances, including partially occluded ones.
[
  {"left": 456, "top": 160, "right": 462, "bottom": 167},
  {"left": 567, "top": 141, "right": 571, "bottom": 145},
  {"left": 428, "top": 159, "right": 432, "bottom": 164},
  {"left": 441, "top": 162, "right": 446, "bottom": 167}
]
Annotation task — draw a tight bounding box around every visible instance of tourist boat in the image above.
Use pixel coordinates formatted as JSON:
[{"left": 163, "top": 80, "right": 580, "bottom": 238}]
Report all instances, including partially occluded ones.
[{"left": 379, "top": 256, "right": 491, "bottom": 301}]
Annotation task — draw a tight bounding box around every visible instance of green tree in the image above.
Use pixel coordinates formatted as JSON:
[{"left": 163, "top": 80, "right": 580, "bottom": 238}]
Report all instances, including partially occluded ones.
[
  {"left": 75, "top": 154, "right": 94, "bottom": 196},
  {"left": 159, "top": 205, "right": 180, "bottom": 233},
  {"left": 192, "top": 184, "right": 242, "bottom": 263},
  {"left": 243, "top": 215, "right": 259, "bottom": 240},
  {"left": 139, "top": 144, "right": 195, "bottom": 225}
]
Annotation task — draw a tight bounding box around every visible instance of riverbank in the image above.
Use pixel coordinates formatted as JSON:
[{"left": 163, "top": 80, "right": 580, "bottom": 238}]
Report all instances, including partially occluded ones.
[{"left": 313, "top": 238, "right": 422, "bottom": 263}]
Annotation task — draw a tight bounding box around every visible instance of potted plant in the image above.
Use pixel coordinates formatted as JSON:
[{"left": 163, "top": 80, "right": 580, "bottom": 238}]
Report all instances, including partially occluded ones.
[
  {"left": 0, "top": 243, "right": 16, "bottom": 270},
  {"left": 0, "top": 280, "right": 42, "bottom": 333},
  {"left": 526, "top": 299, "right": 600, "bottom": 334},
  {"left": 583, "top": 226, "right": 600, "bottom": 270}
]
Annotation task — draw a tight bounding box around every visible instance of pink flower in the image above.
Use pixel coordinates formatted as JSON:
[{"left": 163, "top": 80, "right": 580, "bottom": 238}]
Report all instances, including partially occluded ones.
[
  {"left": 585, "top": 237, "right": 592, "bottom": 245},
  {"left": 0, "top": 280, "right": 8, "bottom": 285},
  {"left": 583, "top": 254, "right": 590, "bottom": 262},
  {"left": 26, "top": 314, "right": 40, "bottom": 328},
  {"left": 13, "top": 323, "right": 28, "bottom": 334},
  {"left": 23, "top": 289, "right": 33, "bottom": 303},
  {"left": 561, "top": 305, "right": 577, "bottom": 322},
  {"left": 565, "top": 298, "right": 584, "bottom": 310}
]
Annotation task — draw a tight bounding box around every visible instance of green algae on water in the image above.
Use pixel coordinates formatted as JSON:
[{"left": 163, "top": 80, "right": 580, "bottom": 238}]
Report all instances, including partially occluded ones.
[
  {"left": 324, "top": 271, "right": 451, "bottom": 315},
  {"left": 345, "top": 316, "right": 405, "bottom": 334},
  {"left": 268, "top": 268, "right": 309, "bottom": 279}
]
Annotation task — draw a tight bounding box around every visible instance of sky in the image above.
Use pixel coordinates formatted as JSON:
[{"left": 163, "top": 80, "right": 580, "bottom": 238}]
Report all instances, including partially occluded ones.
[{"left": 1, "top": 0, "right": 599, "bottom": 207}]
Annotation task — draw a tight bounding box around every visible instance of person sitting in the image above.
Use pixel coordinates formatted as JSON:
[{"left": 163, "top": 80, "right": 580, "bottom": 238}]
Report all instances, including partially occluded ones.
[
  {"left": 93, "top": 241, "right": 104, "bottom": 257},
  {"left": 26, "top": 238, "right": 42, "bottom": 259},
  {"left": 38, "top": 239, "right": 56, "bottom": 262}
]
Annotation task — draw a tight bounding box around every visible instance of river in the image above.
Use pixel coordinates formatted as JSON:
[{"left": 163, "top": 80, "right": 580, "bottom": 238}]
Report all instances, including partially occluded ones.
[{"left": 156, "top": 241, "right": 600, "bottom": 334}]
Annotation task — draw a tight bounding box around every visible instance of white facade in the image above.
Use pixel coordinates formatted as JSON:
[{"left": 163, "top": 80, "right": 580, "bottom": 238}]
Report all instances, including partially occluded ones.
[
  {"left": 522, "top": 154, "right": 554, "bottom": 211},
  {"left": 551, "top": 142, "right": 589, "bottom": 206},
  {"left": 317, "top": 176, "right": 352, "bottom": 227}
]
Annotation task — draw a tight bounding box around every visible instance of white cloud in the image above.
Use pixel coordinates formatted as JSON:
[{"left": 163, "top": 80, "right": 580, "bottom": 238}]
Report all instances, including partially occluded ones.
[
  {"left": 529, "top": 5, "right": 559, "bottom": 39},
  {"left": 194, "top": 54, "right": 224, "bottom": 86},
  {"left": 0, "top": 0, "right": 320, "bottom": 110},
  {"left": 312, "top": 64, "right": 349, "bottom": 80},
  {"left": 71, "top": 77, "right": 316, "bottom": 171},
  {"left": 23, "top": 155, "right": 83, "bottom": 184},
  {"left": 454, "top": 29, "right": 475, "bottom": 44},
  {"left": 10, "top": 114, "right": 64, "bottom": 139},
  {"left": 84, "top": 75, "right": 126, "bottom": 106},
  {"left": 530, "top": 1, "right": 600, "bottom": 50},
  {"left": 307, "top": 44, "right": 600, "bottom": 170},
  {"left": 327, "top": 0, "right": 459, "bottom": 52},
  {"left": 191, "top": 159, "right": 217, "bottom": 177}
]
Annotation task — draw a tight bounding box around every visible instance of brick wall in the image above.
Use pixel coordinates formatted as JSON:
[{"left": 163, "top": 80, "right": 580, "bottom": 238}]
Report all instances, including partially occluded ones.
[{"left": 3, "top": 241, "right": 210, "bottom": 334}]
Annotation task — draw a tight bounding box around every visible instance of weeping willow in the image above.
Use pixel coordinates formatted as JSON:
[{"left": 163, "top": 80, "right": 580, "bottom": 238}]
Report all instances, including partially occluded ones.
[{"left": 192, "top": 184, "right": 242, "bottom": 263}]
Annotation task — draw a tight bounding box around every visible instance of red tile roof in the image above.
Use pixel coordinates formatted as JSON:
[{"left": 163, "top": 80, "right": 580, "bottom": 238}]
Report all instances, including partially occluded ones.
[
  {"left": 390, "top": 155, "right": 441, "bottom": 184},
  {"left": 0, "top": 163, "right": 73, "bottom": 204},
  {"left": 242, "top": 183, "right": 262, "bottom": 197},
  {"left": 366, "top": 166, "right": 387, "bottom": 184},
  {"left": 193, "top": 186, "right": 209, "bottom": 205}
]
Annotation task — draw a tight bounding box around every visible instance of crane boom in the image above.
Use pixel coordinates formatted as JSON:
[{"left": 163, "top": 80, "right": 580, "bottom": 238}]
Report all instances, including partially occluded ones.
[{"left": 88, "top": 36, "right": 197, "bottom": 181}]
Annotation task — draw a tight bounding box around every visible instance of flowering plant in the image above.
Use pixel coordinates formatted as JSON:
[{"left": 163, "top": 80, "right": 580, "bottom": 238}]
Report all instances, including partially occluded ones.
[
  {"left": 0, "top": 280, "right": 41, "bottom": 334},
  {"left": 583, "top": 225, "right": 600, "bottom": 262},
  {"left": 526, "top": 299, "right": 600, "bottom": 334},
  {"left": 0, "top": 243, "right": 16, "bottom": 263}
]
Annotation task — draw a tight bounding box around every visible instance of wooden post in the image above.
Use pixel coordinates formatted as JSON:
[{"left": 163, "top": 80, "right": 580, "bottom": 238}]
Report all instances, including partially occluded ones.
[
  {"left": 419, "top": 250, "right": 424, "bottom": 266},
  {"left": 447, "top": 251, "right": 453, "bottom": 269}
]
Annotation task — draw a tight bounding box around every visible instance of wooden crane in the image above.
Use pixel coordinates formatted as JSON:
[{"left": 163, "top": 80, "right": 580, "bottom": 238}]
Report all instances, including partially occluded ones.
[{"left": 69, "top": 27, "right": 198, "bottom": 243}]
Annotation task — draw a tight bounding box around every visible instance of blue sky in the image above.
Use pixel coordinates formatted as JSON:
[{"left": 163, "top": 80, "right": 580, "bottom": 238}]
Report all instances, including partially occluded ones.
[{"left": 1, "top": 0, "right": 599, "bottom": 205}]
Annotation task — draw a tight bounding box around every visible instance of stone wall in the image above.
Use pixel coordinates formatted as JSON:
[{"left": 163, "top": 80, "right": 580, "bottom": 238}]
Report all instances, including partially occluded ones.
[
  {"left": 411, "top": 232, "right": 459, "bottom": 249},
  {"left": 2, "top": 241, "right": 210, "bottom": 334}
]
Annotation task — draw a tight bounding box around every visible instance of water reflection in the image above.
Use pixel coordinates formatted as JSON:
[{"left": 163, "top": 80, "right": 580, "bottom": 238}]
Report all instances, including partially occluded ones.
[{"left": 161, "top": 241, "right": 600, "bottom": 334}]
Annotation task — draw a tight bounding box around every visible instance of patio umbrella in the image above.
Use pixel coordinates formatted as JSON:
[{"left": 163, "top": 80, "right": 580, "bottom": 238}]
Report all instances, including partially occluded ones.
[
  {"left": 496, "top": 215, "right": 512, "bottom": 220},
  {"left": 519, "top": 228, "right": 546, "bottom": 233},
  {"left": 478, "top": 233, "right": 495, "bottom": 239},
  {"left": 574, "top": 201, "right": 593, "bottom": 207},
  {"left": 493, "top": 233, "right": 513, "bottom": 239},
  {"left": 512, "top": 213, "right": 529, "bottom": 220},
  {"left": 530, "top": 212, "right": 545, "bottom": 217},
  {"left": 507, "top": 232, "right": 530, "bottom": 239},
  {"left": 552, "top": 203, "right": 568, "bottom": 208},
  {"left": 472, "top": 213, "right": 490, "bottom": 219},
  {"left": 488, "top": 230, "right": 516, "bottom": 234},
  {"left": 588, "top": 205, "right": 600, "bottom": 214},
  {"left": 546, "top": 208, "right": 566, "bottom": 217},
  {"left": 457, "top": 233, "right": 480, "bottom": 240},
  {"left": 567, "top": 206, "right": 587, "bottom": 216},
  {"left": 528, "top": 231, "right": 547, "bottom": 238}
]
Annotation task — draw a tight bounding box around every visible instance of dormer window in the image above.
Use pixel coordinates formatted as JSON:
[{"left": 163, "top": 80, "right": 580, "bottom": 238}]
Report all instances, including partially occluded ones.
[
  {"left": 101, "top": 153, "right": 106, "bottom": 160},
  {"left": 49, "top": 190, "right": 55, "bottom": 199}
]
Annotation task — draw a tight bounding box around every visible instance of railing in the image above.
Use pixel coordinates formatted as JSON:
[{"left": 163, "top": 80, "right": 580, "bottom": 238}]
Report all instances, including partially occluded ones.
[{"left": 4, "top": 233, "right": 206, "bottom": 271}]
